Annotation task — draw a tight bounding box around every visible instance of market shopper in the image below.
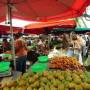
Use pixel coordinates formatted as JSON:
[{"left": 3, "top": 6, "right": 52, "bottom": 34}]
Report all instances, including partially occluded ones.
[
  {"left": 86, "top": 32, "right": 90, "bottom": 52},
  {"left": 15, "top": 37, "right": 28, "bottom": 74},
  {"left": 62, "top": 33, "right": 70, "bottom": 49},
  {"left": 81, "top": 34, "right": 89, "bottom": 58},
  {"left": 2, "top": 38, "right": 11, "bottom": 52},
  {"left": 70, "top": 33, "right": 85, "bottom": 65}
]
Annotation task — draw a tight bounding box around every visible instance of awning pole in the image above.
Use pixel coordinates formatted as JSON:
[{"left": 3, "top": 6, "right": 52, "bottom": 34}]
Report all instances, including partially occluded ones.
[{"left": 8, "top": 3, "right": 16, "bottom": 70}]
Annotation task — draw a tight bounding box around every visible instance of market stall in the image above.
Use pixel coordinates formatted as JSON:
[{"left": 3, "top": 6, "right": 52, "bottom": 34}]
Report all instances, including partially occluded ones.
[
  {"left": 0, "top": 28, "right": 90, "bottom": 90},
  {"left": 0, "top": 0, "right": 90, "bottom": 89},
  {"left": 1, "top": 55, "right": 90, "bottom": 90}
]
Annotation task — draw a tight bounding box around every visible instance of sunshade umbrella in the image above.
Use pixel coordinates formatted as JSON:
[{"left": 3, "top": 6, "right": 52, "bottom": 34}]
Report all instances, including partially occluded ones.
[{"left": 0, "top": 0, "right": 90, "bottom": 70}]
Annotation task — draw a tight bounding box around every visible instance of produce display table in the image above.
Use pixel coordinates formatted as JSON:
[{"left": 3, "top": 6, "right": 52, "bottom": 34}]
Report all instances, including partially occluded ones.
[
  {"left": 28, "top": 55, "right": 85, "bottom": 73},
  {"left": 1, "top": 70, "right": 90, "bottom": 90},
  {"left": 0, "top": 55, "right": 90, "bottom": 90}
]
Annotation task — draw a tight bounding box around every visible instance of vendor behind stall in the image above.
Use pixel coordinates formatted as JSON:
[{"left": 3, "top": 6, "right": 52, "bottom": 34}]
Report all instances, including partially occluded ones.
[
  {"left": 62, "top": 33, "right": 70, "bottom": 49},
  {"left": 70, "top": 32, "right": 85, "bottom": 65}
]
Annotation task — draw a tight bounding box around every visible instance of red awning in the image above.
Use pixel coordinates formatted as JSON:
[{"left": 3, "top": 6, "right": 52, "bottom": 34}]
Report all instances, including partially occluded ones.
[
  {"left": 24, "top": 19, "right": 76, "bottom": 34},
  {"left": 0, "top": 25, "right": 22, "bottom": 35},
  {"left": 24, "top": 28, "right": 45, "bottom": 34},
  {"left": 0, "top": 0, "right": 90, "bottom": 22},
  {"left": 25, "top": 19, "right": 76, "bottom": 29}
]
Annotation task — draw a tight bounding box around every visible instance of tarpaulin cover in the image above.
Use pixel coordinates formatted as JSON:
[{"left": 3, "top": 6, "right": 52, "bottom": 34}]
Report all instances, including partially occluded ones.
[{"left": 0, "top": 0, "right": 90, "bottom": 22}]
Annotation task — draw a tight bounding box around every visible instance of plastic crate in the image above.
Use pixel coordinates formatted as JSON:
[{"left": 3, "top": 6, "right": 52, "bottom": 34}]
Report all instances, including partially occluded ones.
[
  {"left": 31, "top": 63, "right": 47, "bottom": 73},
  {"left": 0, "top": 62, "right": 10, "bottom": 72},
  {"left": 38, "top": 56, "right": 48, "bottom": 63}
]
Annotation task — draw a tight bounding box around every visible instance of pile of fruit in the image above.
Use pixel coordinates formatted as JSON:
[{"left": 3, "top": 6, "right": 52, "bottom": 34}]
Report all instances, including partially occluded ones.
[
  {"left": 49, "top": 56, "right": 84, "bottom": 70},
  {"left": 1, "top": 70, "right": 90, "bottom": 90}
]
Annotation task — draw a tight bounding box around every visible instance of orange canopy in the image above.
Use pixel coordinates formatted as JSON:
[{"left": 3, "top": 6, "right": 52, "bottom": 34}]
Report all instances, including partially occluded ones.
[{"left": 25, "top": 19, "right": 76, "bottom": 29}]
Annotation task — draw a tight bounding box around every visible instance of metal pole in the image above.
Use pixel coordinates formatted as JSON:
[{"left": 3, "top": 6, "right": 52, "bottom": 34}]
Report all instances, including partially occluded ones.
[{"left": 8, "top": 3, "right": 16, "bottom": 70}]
